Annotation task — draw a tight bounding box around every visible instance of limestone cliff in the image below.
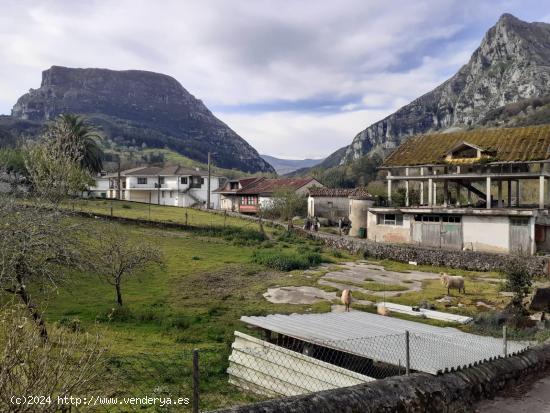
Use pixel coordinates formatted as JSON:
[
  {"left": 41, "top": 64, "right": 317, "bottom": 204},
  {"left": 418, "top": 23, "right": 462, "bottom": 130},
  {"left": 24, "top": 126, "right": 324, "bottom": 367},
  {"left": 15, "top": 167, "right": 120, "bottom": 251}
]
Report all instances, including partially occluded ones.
[
  {"left": 10, "top": 66, "right": 274, "bottom": 173},
  {"left": 330, "top": 14, "right": 550, "bottom": 166}
]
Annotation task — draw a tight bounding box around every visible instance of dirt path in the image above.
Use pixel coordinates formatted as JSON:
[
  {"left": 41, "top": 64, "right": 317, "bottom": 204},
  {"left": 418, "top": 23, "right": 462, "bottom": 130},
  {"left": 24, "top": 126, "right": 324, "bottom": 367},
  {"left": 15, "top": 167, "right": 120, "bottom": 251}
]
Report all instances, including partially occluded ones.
[{"left": 475, "top": 374, "right": 550, "bottom": 412}]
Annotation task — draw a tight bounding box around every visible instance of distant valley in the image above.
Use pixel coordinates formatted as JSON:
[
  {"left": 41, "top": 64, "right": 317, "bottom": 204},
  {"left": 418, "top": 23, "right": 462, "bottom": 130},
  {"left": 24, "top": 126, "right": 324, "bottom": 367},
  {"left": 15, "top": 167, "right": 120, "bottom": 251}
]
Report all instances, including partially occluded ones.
[{"left": 260, "top": 155, "right": 324, "bottom": 175}]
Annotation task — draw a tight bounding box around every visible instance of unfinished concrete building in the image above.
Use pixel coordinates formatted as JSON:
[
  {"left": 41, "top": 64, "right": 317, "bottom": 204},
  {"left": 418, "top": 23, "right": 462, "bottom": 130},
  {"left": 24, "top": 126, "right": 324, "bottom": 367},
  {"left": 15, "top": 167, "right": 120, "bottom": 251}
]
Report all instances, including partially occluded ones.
[{"left": 367, "top": 125, "right": 550, "bottom": 254}]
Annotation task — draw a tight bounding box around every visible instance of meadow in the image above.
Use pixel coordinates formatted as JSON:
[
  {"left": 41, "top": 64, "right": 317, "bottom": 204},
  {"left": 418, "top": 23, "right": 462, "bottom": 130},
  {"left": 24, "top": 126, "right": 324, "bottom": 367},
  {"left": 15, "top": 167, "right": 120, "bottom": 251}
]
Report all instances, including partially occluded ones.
[{"left": 15, "top": 201, "right": 519, "bottom": 411}]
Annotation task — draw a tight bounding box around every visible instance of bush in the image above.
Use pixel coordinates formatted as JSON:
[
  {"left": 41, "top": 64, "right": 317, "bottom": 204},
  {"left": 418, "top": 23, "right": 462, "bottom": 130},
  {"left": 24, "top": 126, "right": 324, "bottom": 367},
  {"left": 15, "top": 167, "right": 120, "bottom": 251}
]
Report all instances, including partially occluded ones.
[
  {"left": 57, "top": 316, "right": 83, "bottom": 332},
  {"left": 252, "top": 249, "right": 323, "bottom": 271}
]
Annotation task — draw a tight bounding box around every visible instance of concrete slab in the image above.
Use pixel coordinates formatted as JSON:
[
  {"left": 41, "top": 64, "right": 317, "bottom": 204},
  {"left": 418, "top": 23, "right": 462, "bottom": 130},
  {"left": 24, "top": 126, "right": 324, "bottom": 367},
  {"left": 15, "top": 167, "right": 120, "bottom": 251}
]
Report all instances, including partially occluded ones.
[{"left": 263, "top": 286, "right": 337, "bottom": 305}]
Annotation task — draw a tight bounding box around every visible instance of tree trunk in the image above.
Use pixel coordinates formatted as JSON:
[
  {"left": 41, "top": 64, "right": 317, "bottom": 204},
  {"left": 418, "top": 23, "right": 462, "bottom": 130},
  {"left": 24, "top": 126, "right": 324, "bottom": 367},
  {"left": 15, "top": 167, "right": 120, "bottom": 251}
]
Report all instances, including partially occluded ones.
[
  {"left": 16, "top": 283, "right": 48, "bottom": 341},
  {"left": 115, "top": 281, "right": 123, "bottom": 306}
]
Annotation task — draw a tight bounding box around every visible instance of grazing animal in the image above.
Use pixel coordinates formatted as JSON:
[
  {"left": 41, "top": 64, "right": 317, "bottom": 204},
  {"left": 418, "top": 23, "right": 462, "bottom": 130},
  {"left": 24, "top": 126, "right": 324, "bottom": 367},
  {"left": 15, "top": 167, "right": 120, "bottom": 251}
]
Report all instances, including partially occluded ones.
[
  {"left": 439, "top": 273, "right": 466, "bottom": 295},
  {"left": 341, "top": 289, "right": 352, "bottom": 312},
  {"left": 377, "top": 305, "right": 390, "bottom": 316}
]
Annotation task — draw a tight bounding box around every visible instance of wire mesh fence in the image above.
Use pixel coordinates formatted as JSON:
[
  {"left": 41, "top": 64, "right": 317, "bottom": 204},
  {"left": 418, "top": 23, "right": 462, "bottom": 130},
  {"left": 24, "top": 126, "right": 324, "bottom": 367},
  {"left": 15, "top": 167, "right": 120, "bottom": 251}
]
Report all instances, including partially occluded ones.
[
  {"left": 225, "top": 328, "right": 532, "bottom": 401},
  {"left": 53, "top": 327, "right": 531, "bottom": 412}
]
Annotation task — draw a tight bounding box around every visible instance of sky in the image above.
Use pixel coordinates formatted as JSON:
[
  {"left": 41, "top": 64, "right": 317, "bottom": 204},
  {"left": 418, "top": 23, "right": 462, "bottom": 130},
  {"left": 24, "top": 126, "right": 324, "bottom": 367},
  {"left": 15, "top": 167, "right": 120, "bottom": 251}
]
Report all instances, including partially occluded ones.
[{"left": 2, "top": 1, "right": 550, "bottom": 159}]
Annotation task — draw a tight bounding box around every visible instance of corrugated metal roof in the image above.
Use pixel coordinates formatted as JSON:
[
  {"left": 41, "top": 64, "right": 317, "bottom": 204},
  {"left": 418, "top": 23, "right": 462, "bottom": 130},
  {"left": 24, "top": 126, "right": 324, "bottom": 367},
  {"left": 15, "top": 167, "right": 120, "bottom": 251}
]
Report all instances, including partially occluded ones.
[{"left": 241, "top": 312, "right": 529, "bottom": 375}]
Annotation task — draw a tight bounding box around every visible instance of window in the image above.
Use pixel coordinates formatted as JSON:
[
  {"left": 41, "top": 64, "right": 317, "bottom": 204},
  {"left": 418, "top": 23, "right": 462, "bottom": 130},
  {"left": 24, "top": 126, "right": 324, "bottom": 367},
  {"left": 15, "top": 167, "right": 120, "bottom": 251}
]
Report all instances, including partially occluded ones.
[
  {"left": 230, "top": 182, "right": 239, "bottom": 190},
  {"left": 327, "top": 201, "right": 333, "bottom": 208},
  {"left": 159, "top": 177, "right": 165, "bottom": 185},
  {"left": 138, "top": 177, "right": 147, "bottom": 185},
  {"left": 169, "top": 191, "right": 173, "bottom": 198},
  {"left": 201, "top": 178, "right": 205, "bottom": 185},
  {"left": 511, "top": 217, "right": 529, "bottom": 226},
  {"left": 161, "top": 191, "right": 165, "bottom": 198},
  {"left": 442, "top": 216, "right": 461, "bottom": 223},
  {"left": 377, "top": 214, "right": 403, "bottom": 226},
  {"left": 241, "top": 196, "right": 257, "bottom": 205},
  {"left": 181, "top": 177, "right": 188, "bottom": 184}
]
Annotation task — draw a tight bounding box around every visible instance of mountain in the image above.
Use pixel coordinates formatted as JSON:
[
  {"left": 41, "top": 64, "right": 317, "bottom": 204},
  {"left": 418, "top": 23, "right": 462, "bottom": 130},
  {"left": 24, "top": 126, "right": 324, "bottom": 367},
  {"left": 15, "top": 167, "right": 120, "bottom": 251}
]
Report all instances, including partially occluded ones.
[
  {"left": 6, "top": 66, "right": 274, "bottom": 173},
  {"left": 326, "top": 13, "right": 550, "bottom": 166},
  {"left": 260, "top": 154, "right": 324, "bottom": 175}
]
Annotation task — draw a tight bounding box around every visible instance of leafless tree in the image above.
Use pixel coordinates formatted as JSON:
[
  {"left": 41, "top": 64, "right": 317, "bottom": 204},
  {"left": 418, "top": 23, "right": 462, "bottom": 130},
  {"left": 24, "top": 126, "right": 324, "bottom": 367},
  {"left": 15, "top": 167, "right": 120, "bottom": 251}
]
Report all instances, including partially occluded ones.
[
  {"left": 0, "top": 304, "right": 105, "bottom": 413},
  {"left": 0, "top": 199, "right": 85, "bottom": 340},
  {"left": 91, "top": 226, "right": 164, "bottom": 306}
]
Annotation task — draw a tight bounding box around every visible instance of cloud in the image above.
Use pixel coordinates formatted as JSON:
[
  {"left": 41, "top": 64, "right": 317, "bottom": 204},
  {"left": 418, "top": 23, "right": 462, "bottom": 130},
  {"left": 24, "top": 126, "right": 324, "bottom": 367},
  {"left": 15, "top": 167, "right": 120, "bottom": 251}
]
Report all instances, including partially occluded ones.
[{"left": 1, "top": 0, "right": 550, "bottom": 158}]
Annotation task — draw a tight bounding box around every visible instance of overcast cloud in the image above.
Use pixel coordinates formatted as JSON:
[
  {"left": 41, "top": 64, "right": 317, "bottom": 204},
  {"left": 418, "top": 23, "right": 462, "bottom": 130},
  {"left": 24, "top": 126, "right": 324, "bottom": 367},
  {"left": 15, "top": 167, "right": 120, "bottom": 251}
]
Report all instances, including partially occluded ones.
[{"left": 2, "top": 0, "right": 550, "bottom": 158}]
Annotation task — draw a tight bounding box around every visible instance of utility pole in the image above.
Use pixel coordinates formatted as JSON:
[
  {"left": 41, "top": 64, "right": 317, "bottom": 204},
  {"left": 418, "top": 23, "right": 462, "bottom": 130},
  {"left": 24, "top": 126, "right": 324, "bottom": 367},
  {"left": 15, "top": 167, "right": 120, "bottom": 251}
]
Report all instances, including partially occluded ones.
[
  {"left": 117, "top": 158, "right": 121, "bottom": 200},
  {"left": 207, "top": 152, "right": 211, "bottom": 209}
]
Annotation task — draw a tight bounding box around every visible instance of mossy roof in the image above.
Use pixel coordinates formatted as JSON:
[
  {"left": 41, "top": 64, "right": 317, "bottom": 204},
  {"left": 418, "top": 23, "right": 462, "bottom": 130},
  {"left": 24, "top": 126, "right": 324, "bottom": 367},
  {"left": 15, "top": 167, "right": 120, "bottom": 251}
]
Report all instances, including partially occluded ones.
[{"left": 382, "top": 125, "right": 550, "bottom": 167}]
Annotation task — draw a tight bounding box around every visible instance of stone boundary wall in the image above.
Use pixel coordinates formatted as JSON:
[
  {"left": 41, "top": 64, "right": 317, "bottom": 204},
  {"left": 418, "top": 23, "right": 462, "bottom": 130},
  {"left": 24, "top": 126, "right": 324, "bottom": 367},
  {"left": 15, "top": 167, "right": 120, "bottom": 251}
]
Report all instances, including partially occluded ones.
[
  {"left": 292, "top": 228, "right": 549, "bottom": 277},
  {"left": 210, "top": 342, "right": 550, "bottom": 413},
  {"left": 68, "top": 204, "right": 548, "bottom": 276}
]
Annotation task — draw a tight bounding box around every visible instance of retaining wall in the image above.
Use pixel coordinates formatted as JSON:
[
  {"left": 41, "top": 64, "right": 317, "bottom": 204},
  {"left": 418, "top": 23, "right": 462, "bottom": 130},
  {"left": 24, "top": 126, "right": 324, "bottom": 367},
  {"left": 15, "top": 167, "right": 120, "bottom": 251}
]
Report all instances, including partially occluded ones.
[
  {"left": 210, "top": 342, "right": 550, "bottom": 413},
  {"left": 294, "top": 229, "right": 548, "bottom": 277}
]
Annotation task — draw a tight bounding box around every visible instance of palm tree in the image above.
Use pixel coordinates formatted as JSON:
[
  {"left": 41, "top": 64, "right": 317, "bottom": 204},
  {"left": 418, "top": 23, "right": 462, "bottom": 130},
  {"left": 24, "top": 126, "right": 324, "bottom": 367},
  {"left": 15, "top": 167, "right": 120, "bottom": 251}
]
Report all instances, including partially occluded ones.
[{"left": 55, "top": 114, "right": 103, "bottom": 174}]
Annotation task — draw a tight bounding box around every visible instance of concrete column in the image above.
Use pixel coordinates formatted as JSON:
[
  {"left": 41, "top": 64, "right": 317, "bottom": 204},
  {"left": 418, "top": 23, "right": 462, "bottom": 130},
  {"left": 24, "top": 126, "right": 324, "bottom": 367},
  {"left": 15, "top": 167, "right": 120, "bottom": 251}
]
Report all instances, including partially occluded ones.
[
  {"left": 387, "top": 174, "right": 392, "bottom": 205},
  {"left": 486, "top": 177, "right": 491, "bottom": 209},
  {"left": 405, "top": 167, "right": 409, "bottom": 207},
  {"left": 433, "top": 182, "right": 437, "bottom": 206},
  {"left": 516, "top": 180, "right": 520, "bottom": 207},
  {"left": 443, "top": 180, "right": 449, "bottom": 207},
  {"left": 539, "top": 176, "right": 545, "bottom": 209},
  {"left": 420, "top": 167, "right": 425, "bottom": 205},
  {"left": 456, "top": 183, "right": 461, "bottom": 206},
  {"left": 428, "top": 178, "right": 433, "bottom": 206},
  {"left": 498, "top": 181, "right": 503, "bottom": 208},
  {"left": 507, "top": 180, "right": 512, "bottom": 207}
]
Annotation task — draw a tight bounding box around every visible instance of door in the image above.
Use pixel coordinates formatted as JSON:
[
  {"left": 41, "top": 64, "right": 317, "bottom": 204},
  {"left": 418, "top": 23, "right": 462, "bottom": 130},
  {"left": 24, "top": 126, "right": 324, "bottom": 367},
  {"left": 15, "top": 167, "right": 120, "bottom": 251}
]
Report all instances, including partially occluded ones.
[
  {"left": 421, "top": 216, "right": 442, "bottom": 247},
  {"left": 440, "top": 217, "right": 462, "bottom": 249},
  {"left": 510, "top": 217, "right": 531, "bottom": 254}
]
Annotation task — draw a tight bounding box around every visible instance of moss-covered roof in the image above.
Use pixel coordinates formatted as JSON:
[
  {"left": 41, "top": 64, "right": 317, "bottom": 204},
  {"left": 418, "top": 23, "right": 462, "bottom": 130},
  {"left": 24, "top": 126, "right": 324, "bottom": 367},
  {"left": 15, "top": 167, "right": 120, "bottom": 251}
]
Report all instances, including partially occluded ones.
[{"left": 382, "top": 125, "right": 550, "bottom": 167}]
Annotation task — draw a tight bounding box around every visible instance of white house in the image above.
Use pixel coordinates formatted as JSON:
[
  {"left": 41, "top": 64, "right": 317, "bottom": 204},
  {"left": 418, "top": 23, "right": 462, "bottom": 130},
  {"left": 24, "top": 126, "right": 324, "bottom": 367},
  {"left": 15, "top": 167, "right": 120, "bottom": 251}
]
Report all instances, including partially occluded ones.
[{"left": 88, "top": 165, "right": 222, "bottom": 209}]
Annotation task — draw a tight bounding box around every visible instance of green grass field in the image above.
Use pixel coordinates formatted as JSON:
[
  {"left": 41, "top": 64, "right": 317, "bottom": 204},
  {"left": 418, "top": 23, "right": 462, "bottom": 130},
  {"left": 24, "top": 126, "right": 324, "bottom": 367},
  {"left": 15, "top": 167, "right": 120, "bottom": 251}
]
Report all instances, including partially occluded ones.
[
  {"left": 69, "top": 198, "right": 273, "bottom": 232},
  {"left": 31, "top": 217, "right": 342, "bottom": 410},
  {"left": 6, "top": 202, "right": 518, "bottom": 411}
]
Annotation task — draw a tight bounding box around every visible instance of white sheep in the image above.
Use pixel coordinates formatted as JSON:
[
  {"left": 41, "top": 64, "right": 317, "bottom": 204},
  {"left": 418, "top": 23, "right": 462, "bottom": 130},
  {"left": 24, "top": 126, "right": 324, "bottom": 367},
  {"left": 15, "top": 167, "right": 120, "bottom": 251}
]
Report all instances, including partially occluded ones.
[
  {"left": 341, "top": 289, "right": 352, "bottom": 312},
  {"left": 439, "top": 273, "right": 466, "bottom": 295}
]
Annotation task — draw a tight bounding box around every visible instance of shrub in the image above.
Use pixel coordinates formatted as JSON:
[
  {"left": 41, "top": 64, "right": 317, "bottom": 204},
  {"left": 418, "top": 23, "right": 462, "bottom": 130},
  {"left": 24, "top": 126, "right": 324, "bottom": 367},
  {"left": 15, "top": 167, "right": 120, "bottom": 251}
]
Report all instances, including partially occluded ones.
[
  {"left": 252, "top": 249, "right": 323, "bottom": 271},
  {"left": 57, "top": 316, "right": 83, "bottom": 332},
  {"left": 504, "top": 257, "right": 532, "bottom": 312}
]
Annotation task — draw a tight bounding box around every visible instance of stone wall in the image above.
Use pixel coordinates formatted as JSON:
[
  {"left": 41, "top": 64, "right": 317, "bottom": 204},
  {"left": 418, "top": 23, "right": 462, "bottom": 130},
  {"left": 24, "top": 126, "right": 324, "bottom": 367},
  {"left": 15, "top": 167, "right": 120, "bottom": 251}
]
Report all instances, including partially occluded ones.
[
  {"left": 210, "top": 342, "right": 550, "bottom": 413},
  {"left": 294, "top": 229, "right": 549, "bottom": 277}
]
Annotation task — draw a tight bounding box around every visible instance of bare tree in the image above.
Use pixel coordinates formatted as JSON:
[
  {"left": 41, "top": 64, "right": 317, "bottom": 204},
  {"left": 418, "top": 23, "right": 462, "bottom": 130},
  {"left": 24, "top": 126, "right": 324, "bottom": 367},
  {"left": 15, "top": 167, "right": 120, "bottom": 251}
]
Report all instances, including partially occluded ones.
[
  {"left": 0, "top": 304, "right": 105, "bottom": 413},
  {"left": 0, "top": 199, "right": 85, "bottom": 340},
  {"left": 91, "top": 226, "right": 164, "bottom": 306}
]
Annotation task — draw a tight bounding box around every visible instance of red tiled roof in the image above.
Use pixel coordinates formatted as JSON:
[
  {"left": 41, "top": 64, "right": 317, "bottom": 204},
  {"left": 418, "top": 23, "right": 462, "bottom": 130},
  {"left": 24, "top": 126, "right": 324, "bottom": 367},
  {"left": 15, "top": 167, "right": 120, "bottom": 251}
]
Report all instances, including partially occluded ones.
[
  {"left": 213, "top": 177, "right": 265, "bottom": 193},
  {"left": 237, "top": 177, "right": 321, "bottom": 195},
  {"left": 308, "top": 187, "right": 373, "bottom": 199}
]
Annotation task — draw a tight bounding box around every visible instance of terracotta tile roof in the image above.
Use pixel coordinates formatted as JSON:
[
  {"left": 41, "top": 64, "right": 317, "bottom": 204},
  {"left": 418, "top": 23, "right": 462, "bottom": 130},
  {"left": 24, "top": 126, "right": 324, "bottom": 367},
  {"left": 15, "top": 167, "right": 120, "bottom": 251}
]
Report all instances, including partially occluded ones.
[
  {"left": 308, "top": 187, "right": 374, "bottom": 199},
  {"left": 237, "top": 177, "right": 322, "bottom": 195},
  {"left": 382, "top": 125, "right": 550, "bottom": 167},
  {"left": 213, "top": 177, "right": 265, "bottom": 193}
]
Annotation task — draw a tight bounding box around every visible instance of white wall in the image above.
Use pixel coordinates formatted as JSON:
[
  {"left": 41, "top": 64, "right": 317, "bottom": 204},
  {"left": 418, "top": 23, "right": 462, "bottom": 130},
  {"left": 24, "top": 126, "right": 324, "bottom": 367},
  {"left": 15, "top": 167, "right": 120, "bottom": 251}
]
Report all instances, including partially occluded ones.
[{"left": 463, "top": 215, "right": 510, "bottom": 253}]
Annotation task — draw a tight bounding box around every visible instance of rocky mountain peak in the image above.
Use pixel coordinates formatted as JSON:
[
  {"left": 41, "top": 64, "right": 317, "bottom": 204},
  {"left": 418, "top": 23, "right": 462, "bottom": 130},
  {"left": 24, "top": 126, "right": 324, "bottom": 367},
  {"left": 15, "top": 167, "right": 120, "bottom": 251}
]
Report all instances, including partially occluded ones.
[{"left": 328, "top": 14, "right": 550, "bottom": 166}]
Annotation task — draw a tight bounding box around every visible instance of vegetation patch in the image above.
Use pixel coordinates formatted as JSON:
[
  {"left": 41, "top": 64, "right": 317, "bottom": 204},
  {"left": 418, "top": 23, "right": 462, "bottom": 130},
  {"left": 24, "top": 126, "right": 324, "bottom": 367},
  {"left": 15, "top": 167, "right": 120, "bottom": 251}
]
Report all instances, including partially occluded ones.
[{"left": 252, "top": 249, "right": 323, "bottom": 271}]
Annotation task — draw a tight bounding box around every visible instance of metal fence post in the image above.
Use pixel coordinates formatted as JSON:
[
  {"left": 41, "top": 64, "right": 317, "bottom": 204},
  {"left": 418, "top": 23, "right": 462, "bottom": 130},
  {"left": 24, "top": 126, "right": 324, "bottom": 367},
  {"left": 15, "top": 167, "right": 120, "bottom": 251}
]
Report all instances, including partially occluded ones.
[
  {"left": 503, "top": 325, "right": 508, "bottom": 357},
  {"left": 405, "top": 330, "right": 410, "bottom": 376},
  {"left": 193, "top": 349, "right": 200, "bottom": 413}
]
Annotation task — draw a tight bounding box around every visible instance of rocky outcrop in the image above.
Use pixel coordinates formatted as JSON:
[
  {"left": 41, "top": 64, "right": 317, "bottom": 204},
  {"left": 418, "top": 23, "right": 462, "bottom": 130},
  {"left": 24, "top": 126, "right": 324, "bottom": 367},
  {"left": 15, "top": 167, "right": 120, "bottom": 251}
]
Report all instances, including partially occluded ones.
[
  {"left": 9, "top": 66, "right": 274, "bottom": 173},
  {"left": 333, "top": 14, "right": 550, "bottom": 165}
]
